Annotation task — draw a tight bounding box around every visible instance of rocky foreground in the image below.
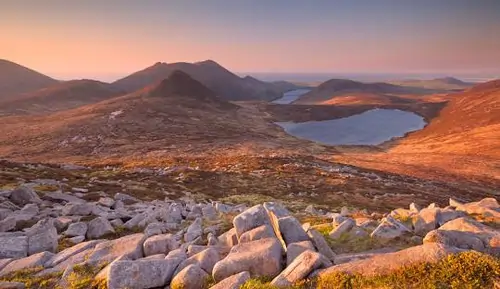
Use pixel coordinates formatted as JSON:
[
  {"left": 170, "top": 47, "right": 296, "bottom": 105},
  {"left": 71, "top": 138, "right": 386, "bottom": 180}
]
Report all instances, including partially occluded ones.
[{"left": 0, "top": 183, "right": 498, "bottom": 288}]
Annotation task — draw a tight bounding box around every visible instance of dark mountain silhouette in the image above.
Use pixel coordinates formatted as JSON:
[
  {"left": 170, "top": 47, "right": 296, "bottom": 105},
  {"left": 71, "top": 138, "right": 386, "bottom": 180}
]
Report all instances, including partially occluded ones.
[{"left": 0, "top": 59, "right": 58, "bottom": 100}]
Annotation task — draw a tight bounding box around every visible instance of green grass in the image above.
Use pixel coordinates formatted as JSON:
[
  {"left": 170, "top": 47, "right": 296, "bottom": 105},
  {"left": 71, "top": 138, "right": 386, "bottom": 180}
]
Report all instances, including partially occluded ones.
[{"left": 64, "top": 262, "right": 108, "bottom": 289}]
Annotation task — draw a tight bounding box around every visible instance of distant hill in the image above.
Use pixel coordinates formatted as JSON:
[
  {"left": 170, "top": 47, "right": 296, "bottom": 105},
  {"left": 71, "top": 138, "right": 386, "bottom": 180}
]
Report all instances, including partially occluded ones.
[
  {"left": 0, "top": 70, "right": 303, "bottom": 162},
  {"left": 293, "top": 79, "right": 427, "bottom": 105},
  {"left": 390, "top": 77, "right": 473, "bottom": 90},
  {"left": 0, "top": 79, "right": 124, "bottom": 115},
  {"left": 113, "top": 60, "right": 297, "bottom": 101},
  {"left": 0, "top": 59, "right": 58, "bottom": 100}
]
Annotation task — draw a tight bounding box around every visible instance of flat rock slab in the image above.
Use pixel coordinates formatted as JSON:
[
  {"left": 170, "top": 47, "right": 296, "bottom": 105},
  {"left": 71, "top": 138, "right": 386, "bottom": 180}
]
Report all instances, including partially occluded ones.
[
  {"left": 87, "top": 233, "right": 146, "bottom": 263},
  {"left": 107, "top": 259, "right": 179, "bottom": 289},
  {"left": 0, "top": 251, "right": 54, "bottom": 277},
  {"left": 0, "top": 236, "right": 28, "bottom": 259},
  {"left": 210, "top": 271, "right": 250, "bottom": 289}
]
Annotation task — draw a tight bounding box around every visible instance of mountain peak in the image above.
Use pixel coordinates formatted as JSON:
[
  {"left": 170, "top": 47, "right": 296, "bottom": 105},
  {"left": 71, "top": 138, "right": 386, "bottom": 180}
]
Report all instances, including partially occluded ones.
[
  {"left": 148, "top": 70, "right": 216, "bottom": 99},
  {"left": 195, "top": 59, "right": 222, "bottom": 67}
]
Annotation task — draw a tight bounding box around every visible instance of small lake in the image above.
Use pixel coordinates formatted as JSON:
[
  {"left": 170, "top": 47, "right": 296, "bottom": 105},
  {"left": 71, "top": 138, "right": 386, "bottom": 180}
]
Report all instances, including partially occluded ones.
[
  {"left": 272, "top": 89, "right": 311, "bottom": 104},
  {"left": 275, "top": 108, "right": 426, "bottom": 145}
]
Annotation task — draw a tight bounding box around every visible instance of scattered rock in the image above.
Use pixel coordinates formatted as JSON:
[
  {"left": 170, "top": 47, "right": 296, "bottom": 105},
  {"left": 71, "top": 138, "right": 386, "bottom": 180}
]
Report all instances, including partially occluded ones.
[
  {"left": 277, "top": 216, "right": 310, "bottom": 245},
  {"left": 64, "top": 222, "right": 87, "bottom": 237},
  {"left": 286, "top": 241, "right": 315, "bottom": 265},
  {"left": 86, "top": 217, "right": 114, "bottom": 239},
  {"left": 272, "top": 250, "right": 323, "bottom": 287},
  {"left": 0, "top": 236, "right": 28, "bottom": 259},
  {"left": 307, "top": 228, "right": 336, "bottom": 261},
  {"left": 210, "top": 271, "right": 250, "bottom": 289},
  {"left": 87, "top": 233, "right": 146, "bottom": 263},
  {"left": 185, "top": 217, "right": 203, "bottom": 243},
  {"left": 371, "top": 215, "right": 410, "bottom": 240},
  {"left": 175, "top": 247, "right": 220, "bottom": 275},
  {"left": 26, "top": 219, "right": 58, "bottom": 255},
  {"left": 0, "top": 251, "right": 53, "bottom": 276},
  {"left": 239, "top": 224, "right": 275, "bottom": 243},
  {"left": 143, "top": 234, "right": 178, "bottom": 256},
  {"left": 8, "top": 187, "right": 41, "bottom": 206},
  {"left": 233, "top": 204, "right": 270, "bottom": 238},
  {"left": 171, "top": 264, "right": 209, "bottom": 289},
  {"left": 107, "top": 259, "right": 179, "bottom": 289},
  {"left": 329, "top": 218, "right": 355, "bottom": 239}
]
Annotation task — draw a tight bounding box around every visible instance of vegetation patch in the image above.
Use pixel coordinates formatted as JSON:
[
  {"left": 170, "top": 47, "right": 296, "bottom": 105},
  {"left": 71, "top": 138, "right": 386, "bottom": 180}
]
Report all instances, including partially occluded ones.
[{"left": 0, "top": 267, "right": 63, "bottom": 289}]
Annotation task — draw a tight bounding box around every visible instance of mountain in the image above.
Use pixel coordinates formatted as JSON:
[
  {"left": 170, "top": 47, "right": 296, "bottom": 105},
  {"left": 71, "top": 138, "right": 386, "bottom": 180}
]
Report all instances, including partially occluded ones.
[
  {"left": 0, "top": 70, "right": 305, "bottom": 162},
  {"left": 113, "top": 60, "right": 297, "bottom": 101},
  {"left": 337, "top": 79, "right": 500, "bottom": 183},
  {"left": 293, "top": 79, "right": 426, "bottom": 105},
  {"left": 390, "top": 77, "right": 473, "bottom": 90},
  {"left": 0, "top": 79, "right": 124, "bottom": 115},
  {"left": 0, "top": 59, "right": 58, "bottom": 100}
]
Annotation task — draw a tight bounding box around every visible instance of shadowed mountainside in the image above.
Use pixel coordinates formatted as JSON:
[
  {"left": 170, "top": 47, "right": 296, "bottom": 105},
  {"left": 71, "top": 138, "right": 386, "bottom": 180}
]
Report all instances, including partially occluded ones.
[
  {"left": 390, "top": 77, "right": 474, "bottom": 90},
  {"left": 0, "top": 59, "right": 58, "bottom": 101},
  {"left": 113, "top": 60, "right": 298, "bottom": 101},
  {"left": 0, "top": 79, "right": 125, "bottom": 116}
]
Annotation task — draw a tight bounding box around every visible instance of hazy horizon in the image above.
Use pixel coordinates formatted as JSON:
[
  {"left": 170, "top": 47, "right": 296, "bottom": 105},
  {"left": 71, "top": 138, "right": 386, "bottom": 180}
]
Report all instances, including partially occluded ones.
[{"left": 3, "top": 0, "right": 500, "bottom": 81}]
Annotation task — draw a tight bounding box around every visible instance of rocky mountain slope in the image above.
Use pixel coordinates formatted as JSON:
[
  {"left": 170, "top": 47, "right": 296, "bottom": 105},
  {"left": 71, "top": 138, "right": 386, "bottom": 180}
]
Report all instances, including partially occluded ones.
[
  {"left": 0, "top": 171, "right": 497, "bottom": 288},
  {"left": 113, "top": 60, "right": 297, "bottom": 101},
  {"left": 293, "top": 79, "right": 433, "bottom": 105},
  {"left": 390, "top": 77, "right": 474, "bottom": 90},
  {"left": 0, "top": 71, "right": 311, "bottom": 163},
  {"left": 0, "top": 80, "right": 124, "bottom": 116},
  {"left": 0, "top": 59, "right": 58, "bottom": 101},
  {"left": 336, "top": 79, "right": 500, "bottom": 185}
]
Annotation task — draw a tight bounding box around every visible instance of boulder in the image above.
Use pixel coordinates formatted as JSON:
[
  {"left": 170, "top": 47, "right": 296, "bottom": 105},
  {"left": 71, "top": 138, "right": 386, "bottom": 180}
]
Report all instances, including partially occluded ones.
[
  {"left": 144, "top": 222, "right": 165, "bottom": 237},
  {"left": 307, "top": 228, "right": 336, "bottom": 261},
  {"left": 87, "top": 233, "right": 146, "bottom": 263},
  {"left": 143, "top": 234, "right": 179, "bottom": 256},
  {"left": 318, "top": 243, "right": 460, "bottom": 277},
  {"left": 286, "top": 241, "right": 315, "bottom": 265},
  {"left": 0, "top": 251, "right": 54, "bottom": 276},
  {"left": 0, "top": 281, "right": 25, "bottom": 289},
  {"left": 43, "top": 192, "right": 84, "bottom": 204},
  {"left": 0, "top": 218, "right": 16, "bottom": 233},
  {"left": 184, "top": 218, "right": 203, "bottom": 243},
  {"left": 171, "top": 264, "right": 209, "bottom": 289},
  {"left": 209, "top": 271, "right": 250, "bottom": 289},
  {"left": 175, "top": 247, "right": 220, "bottom": 275},
  {"left": 424, "top": 217, "right": 500, "bottom": 255},
  {"left": 271, "top": 250, "right": 323, "bottom": 287},
  {"left": 68, "top": 236, "right": 85, "bottom": 244},
  {"left": 62, "top": 203, "right": 94, "bottom": 216},
  {"left": 98, "top": 197, "right": 115, "bottom": 208},
  {"left": 106, "top": 259, "right": 180, "bottom": 289},
  {"left": 277, "top": 216, "right": 310, "bottom": 245},
  {"left": 437, "top": 209, "right": 466, "bottom": 226},
  {"left": 54, "top": 217, "right": 74, "bottom": 231},
  {"left": 202, "top": 205, "right": 218, "bottom": 220},
  {"left": 26, "top": 219, "right": 58, "bottom": 255},
  {"left": 86, "top": 217, "right": 114, "bottom": 239},
  {"left": 370, "top": 215, "right": 410, "bottom": 240},
  {"left": 451, "top": 198, "right": 500, "bottom": 222},
  {"left": 45, "top": 240, "right": 102, "bottom": 268},
  {"left": 413, "top": 207, "right": 439, "bottom": 235},
  {"left": 0, "top": 259, "right": 12, "bottom": 272},
  {"left": 0, "top": 236, "right": 28, "bottom": 259},
  {"left": 212, "top": 238, "right": 283, "bottom": 282},
  {"left": 263, "top": 202, "right": 291, "bottom": 218},
  {"left": 64, "top": 222, "right": 88, "bottom": 237},
  {"left": 239, "top": 224, "right": 275, "bottom": 243},
  {"left": 8, "top": 187, "right": 41, "bottom": 206},
  {"left": 329, "top": 218, "right": 355, "bottom": 239},
  {"left": 217, "top": 228, "right": 238, "bottom": 248},
  {"left": 233, "top": 204, "right": 270, "bottom": 238}
]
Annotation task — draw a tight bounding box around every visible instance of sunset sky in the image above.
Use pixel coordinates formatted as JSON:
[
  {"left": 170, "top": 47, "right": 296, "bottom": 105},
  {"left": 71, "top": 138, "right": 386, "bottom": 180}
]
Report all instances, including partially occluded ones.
[{"left": 2, "top": 0, "right": 500, "bottom": 81}]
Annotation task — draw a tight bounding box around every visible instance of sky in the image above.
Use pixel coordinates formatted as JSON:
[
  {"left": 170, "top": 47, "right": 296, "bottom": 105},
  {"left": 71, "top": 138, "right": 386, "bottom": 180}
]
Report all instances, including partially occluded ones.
[{"left": 2, "top": 0, "right": 500, "bottom": 81}]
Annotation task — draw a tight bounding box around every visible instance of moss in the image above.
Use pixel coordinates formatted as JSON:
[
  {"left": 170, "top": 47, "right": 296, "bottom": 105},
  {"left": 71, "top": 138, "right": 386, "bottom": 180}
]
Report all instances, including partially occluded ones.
[
  {"left": 97, "top": 225, "right": 142, "bottom": 240},
  {"left": 65, "top": 262, "right": 108, "bottom": 289},
  {"left": 317, "top": 251, "right": 500, "bottom": 289},
  {"left": 0, "top": 267, "right": 63, "bottom": 289}
]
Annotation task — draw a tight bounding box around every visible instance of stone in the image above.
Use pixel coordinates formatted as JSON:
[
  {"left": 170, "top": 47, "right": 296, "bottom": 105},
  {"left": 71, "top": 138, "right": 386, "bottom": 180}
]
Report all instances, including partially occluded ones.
[
  {"left": 0, "top": 251, "right": 54, "bottom": 276},
  {"left": 271, "top": 250, "right": 323, "bottom": 287},
  {"left": 62, "top": 203, "right": 94, "bottom": 216},
  {"left": 8, "top": 187, "right": 41, "bottom": 206},
  {"left": 0, "top": 259, "right": 12, "bottom": 272},
  {"left": 202, "top": 205, "right": 218, "bottom": 220},
  {"left": 277, "top": 216, "right": 310, "bottom": 245},
  {"left": 68, "top": 236, "right": 85, "bottom": 244},
  {"left": 106, "top": 259, "right": 180, "bottom": 289},
  {"left": 0, "top": 209, "right": 12, "bottom": 221},
  {"left": 0, "top": 218, "right": 15, "bottom": 233},
  {"left": 207, "top": 233, "right": 218, "bottom": 246},
  {"left": 87, "top": 233, "right": 146, "bottom": 263},
  {"left": 263, "top": 202, "right": 291, "bottom": 218},
  {"left": 45, "top": 240, "right": 102, "bottom": 268},
  {"left": 212, "top": 238, "right": 283, "bottom": 282},
  {"left": 144, "top": 222, "right": 165, "bottom": 237},
  {"left": 370, "top": 215, "right": 410, "bottom": 240},
  {"left": 214, "top": 202, "right": 233, "bottom": 214},
  {"left": 86, "top": 217, "right": 114, "bottom": 239},
  {"left": 413, "top": 207, "right": 439, "bottom": 235},
  {"left": 0, "top": 236, "right": 28, "bottom": 259},
  {"left": 43, "top": 192, "right": 84, "bottom": 204},
  {"left": 239, "top": 224, "right": 275, "bottom": 243},
  {"left": 142, "top": 253, "right": 166, "bottom": 260},
  {"left": 175, "top": 247, "right": 220, "bottom": 275},
  {"left": 233, "top": 204, "right": 270, "bottom": 238},
  {"left": 286, "top": 241, "right": 315, "bottom": 265},
  {"left": 424, "top": 217, "right": 500, "bottom": 255},
  {"left": 110, "top": 219, "right": 124, "bottom": 228},
  {"left": 329, "top": 218, "right": 355, "bottom": 239},
  {"left": 54, "top": 217, "right": 74, "bottom": 231},
  {"left": 114, "top": 193, "right": 139, "bottom": 203},
  {"left": 209, "top": 271, "right": 250, "bottom": 289},
  {"left": 171, "top": 264, "right": 209, "bottom": 289},
  {"left": 307, "top": 228, "right": 336, "bottom": 261},
  {"left": 143, "top": 234, "right": 179, "bottom": 256},
  {"left": 409, "top": 202, "right": 421, "bottom": 213},
  {"left": 437, "top": 208, "right": 466, "bottom": 226},
  {"left": 64, "top": 222, "right": 88, "bottom": 237},
  {"left": 98, "top": 197, "right": 115, "bottom": 208},
  {"left": 452, "top": 198, "right": 500, "bottom": 222},
  {"left": 184, "top": 217, "right": 203, "bottom": 242},
  {"left": 218, "top": 228, "right": 238, "bottom": 248},
  {"left": 318, "top": 243, "right": 460, "bottom": 277},
  {"left": 26, "top": 219, "right": 58, "bottom": 255}
]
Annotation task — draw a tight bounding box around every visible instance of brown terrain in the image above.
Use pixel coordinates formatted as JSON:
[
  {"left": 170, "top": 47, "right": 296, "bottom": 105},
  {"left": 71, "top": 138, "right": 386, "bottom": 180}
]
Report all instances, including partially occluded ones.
[
  {"left": 112, "top": 60, "right": 297, "bottom": 101},
  {"left": 0, "top": 59, "right": 58, "bottom": 101},
  {"left": 335, "top": 80, "right": 500, "bottom": 186},
  {"left": 0, "top": 80, "right": 124, "bottom": 116},
  {"left": 0, "top": 60, "right": 498, "bottom": 213}
]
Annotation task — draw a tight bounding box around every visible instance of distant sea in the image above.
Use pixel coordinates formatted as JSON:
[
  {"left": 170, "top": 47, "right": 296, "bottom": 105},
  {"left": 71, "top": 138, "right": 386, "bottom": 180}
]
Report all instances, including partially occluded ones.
[{"left": 240, "top": 72, "right": 498, "bottom": 83}]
